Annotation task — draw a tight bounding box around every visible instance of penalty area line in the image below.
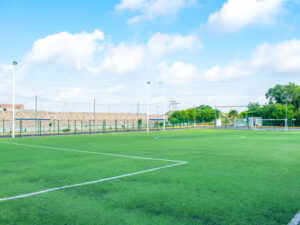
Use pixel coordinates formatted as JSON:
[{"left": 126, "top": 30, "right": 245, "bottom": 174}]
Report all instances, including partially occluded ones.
[
  {"left": 0, "top": 161, "right": 187, "bottom": 202},
  {"left": 288, "top": 211, "right": 300, "bottom": 225}
]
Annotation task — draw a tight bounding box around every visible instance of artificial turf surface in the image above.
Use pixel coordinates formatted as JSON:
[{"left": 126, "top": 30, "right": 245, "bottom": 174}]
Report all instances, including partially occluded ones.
[{"left": 0, "top": 129, "right": 299, "bottom": 225}]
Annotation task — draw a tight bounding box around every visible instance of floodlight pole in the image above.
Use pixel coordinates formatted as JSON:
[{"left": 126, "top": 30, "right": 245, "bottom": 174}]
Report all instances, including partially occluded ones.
[
  {"left": 286, "top": 100, "right": 288, "bottom": 132},
  {"left": 146, "top": 81, "right": 150, "bottom": 132},
  {"left": 158, "top": 81, "right": 166, "bottom": 131},
  {"left": 35, "top": 96, "right": 37, "bottom": 135},
  {"left": 93, "top": 99, "right": 96, "bottom": 133},
  {"left": 193, "top": 106, "right": 195, "bottom": 127},
  {"left": 163, "top": 82, "right": 166, "bottom": 131},
  {"left": 12, "top": 60, "right": 17, "bottom": 138}
]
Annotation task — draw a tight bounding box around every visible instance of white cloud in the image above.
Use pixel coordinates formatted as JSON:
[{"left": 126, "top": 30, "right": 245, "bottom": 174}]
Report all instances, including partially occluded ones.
[
  {"left": 86, "top": 32, "right": 201, "bottom": 75},
  {"left": 202, "top": 60, "right": 251, "bottom": 81},
  {"left": 157, "top": 61, "right": 198, "bottom": 85},
  {"left": 116, "top": 0, "right": 196, "bottom": 23},
  {"left": 96, "top": 44, "right": 144, "bottom": 74},
  {"left": 147, "top": 33, "right": 202, "bottom": 57},
  {"left": 202, "top": 39, "right": 300, "bottom": 81},
  {"left": 24, "top": 29, "right": 105, "bottom": 70},
  {"left": 208, "top": 0, "right": 284, "bottom": 32},
  {"left": 250, "top": 39, "right": 300, "bottom": 74},
  {"left": 7, "top": 30, "right": 201, "bottom": 78}
]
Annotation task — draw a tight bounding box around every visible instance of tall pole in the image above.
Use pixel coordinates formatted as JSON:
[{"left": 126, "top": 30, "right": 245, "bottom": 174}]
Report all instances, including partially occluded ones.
[
  {"left": 12, "top": 60, "right": 17, "bottom": 138},
  {"left": 137, "top": 102, "right": 140, "bottom": 120},
  {"left": 286, "top": 100, "right": 288, "bottom": 131},
  {"left": 163, "top": 83, "right": 166, "bottom": 131},
  {"left": 193, "top": 106, "right": 195, "bottom": 126},
  {"left": 35, "top": 95, "right": 37, "bottom": 135},
  {"left": 147, "top": 81, "right": 150, "bottom": 132},
  {"left": 93, "top": 99, "right": 96, "bottom": 133}
]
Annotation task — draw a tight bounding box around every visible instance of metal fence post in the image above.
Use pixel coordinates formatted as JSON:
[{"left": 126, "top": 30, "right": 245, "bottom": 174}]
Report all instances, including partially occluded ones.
[
  {"left": 39, "top": 120, "right": 42, "bottom": 136},
  {"left": 20, "top": 120, "right": 22, "bottom": 137},
  {"left": 53, "top": 119, "right": 56, "bottom": 132},
  {"left": 103, "top": 120, "right": 106, "bottom": 133}
]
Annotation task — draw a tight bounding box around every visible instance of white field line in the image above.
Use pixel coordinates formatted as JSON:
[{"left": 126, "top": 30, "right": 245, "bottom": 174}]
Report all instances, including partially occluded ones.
[
  {"left": 0, "top": 161, "right": 187, "bottom": 202},
  {"left": 0, "top": 142, "right": 188, "bottom": 202},
  {"left": 288, "top": 211, "right": 300, "bottom": 225},
  {"left": 2, "top": 142, "right": 185, "bottom": 163},
  {"left": 154, "top": 136, "right": 246, "bottom": 141}
]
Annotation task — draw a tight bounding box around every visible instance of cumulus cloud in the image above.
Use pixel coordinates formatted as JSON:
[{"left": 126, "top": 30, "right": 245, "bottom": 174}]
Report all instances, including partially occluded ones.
[
  {"left": 250, "top": 39, "right": 300, "bottom": 74},
  {"left": 86, "top": 32, "right": 201, "bottom": 74},
  {"left": 157, "top": 61, "right": 198, "bottom": 85},
  {"left": 208, "top": 0, "right": 284, "bottom": 32},
  {"left": 115, "top": 0, "right": 196, "bottom": 23},
  {"left": 86, "top": 43, "right": 144, "bottom": 74},
  {"left": 19, "top": 29, "right": 201, "bottom": 76},
  {"left": 202, "top": 39, "right": 300, "bottom": 81},
  {"left": 24, "top": 29, "right": 105, "bottom": 70},
  {"left": 202, "top": 60, "right": 251, "bottom": 81},
  {"left": 147, "top": 33, "right": 202, "bottom": 57}
]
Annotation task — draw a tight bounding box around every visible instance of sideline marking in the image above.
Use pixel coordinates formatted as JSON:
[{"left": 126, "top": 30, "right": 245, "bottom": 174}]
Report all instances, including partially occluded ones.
[
  {"left": 0, "top": 142, "right": 187, "bottom": 202},
  {"left": 288, "top": 211, "right": 300, "bottom": 225},
  {"left": 2, "top": 142, "right": 185, "bottom": 163}
]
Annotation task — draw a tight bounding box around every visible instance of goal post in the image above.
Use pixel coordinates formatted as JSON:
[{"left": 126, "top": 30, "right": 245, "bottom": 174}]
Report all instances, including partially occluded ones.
[
  {"left": 253, "top": 118, "right": 288, "bottom": 131},
  {"left": 214, "top": 105, "right": 248, "bottom": 128}
]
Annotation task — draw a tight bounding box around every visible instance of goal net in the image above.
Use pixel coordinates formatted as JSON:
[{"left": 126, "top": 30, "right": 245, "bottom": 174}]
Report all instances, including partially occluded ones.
[{"left": 253, "top": 119, "right": 288, "bottom": 131}]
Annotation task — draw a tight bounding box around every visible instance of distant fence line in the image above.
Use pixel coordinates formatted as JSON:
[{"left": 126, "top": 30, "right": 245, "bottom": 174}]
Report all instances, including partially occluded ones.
[{"left": 1, "top": 118, "right": 299, "bottom": 138}]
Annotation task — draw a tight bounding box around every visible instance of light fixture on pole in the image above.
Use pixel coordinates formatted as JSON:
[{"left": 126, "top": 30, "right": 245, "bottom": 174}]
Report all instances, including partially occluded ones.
[
  {"left": 146, "top": 81, "right": 150, "bottom": 132},
  {"left": 12, "top": 60, "right": 17, "bottom": 138}
]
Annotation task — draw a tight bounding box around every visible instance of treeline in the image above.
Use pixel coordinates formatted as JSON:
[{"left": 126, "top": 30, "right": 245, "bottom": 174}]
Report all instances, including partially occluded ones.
[
  {"left": 169, "top": 105, "right": 219, "bottom": 122},
  {"left": 169, "top": 83, "right": 300, "bottom": 122}
]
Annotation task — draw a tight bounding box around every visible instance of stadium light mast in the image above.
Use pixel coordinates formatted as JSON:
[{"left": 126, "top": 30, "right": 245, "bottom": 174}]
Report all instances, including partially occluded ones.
[
  {"left": 286, "top": 100, "right": 288, "bottom": 132},
  {"left": 158, "top": 81, "right": 166, "bottom": 131},
  {"left": 284, "top": 92, "right": 289, "bottom": 132},
  {"left": 12, "top": 60, "right": 17, "bottom": 138},
  {"left": 163, "top": 82, "right": 166, "bottom": 131},
  {"left": 146, "top": 81, "right": 150, "bottom": 132}
]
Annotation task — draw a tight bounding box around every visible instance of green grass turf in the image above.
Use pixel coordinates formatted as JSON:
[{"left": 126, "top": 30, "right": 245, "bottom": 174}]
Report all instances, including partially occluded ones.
[{"left": 0, "top": 129, "right": 299, "bottom": 225}]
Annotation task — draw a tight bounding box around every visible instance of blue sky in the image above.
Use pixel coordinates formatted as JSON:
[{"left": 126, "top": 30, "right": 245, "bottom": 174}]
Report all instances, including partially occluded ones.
[{"left": 1, "top": 0, "right": 300, "bottom": 113}]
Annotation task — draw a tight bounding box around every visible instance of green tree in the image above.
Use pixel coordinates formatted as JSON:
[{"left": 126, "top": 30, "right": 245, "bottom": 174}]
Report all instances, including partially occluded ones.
[
  {"left": 292, "top": 86, "right": 300, "bottom": 109},
  {"left": 169, "top": 105, "right": 218, "bottom": 123},
  {"left": 266, "top": 84, "right": 286, "bottom": 104},
  {"left": 296, "top": 108, "right": 300, "bottom": 121},
  {"left": 260, "top": 104, "right": 295, "bottom": 119},
  {"left": 228, "top": 109, "right": 238, "bottom": 118},
  {"left": 266, "top": 83, "right": 299, "bottom": 107}
]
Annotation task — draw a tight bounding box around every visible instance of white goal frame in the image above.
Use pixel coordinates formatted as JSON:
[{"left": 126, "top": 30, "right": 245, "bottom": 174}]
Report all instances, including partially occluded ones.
[{"left": 253, "top": 118, "right": 288, "bottom": 131}]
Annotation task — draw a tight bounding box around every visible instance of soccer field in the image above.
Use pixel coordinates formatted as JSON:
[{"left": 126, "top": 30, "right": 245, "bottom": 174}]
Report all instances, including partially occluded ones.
[{"left": 0, "top": 129, "right": 299, "bottom": 225}]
